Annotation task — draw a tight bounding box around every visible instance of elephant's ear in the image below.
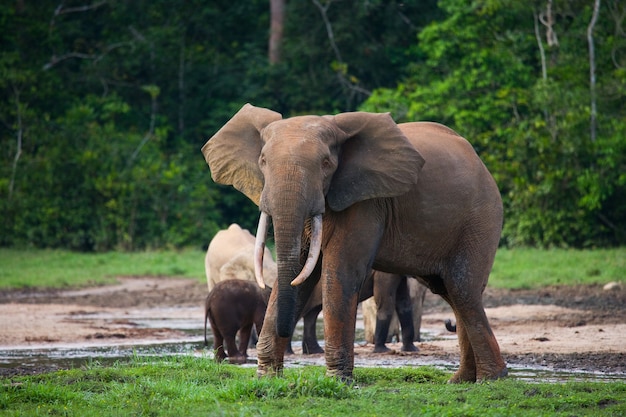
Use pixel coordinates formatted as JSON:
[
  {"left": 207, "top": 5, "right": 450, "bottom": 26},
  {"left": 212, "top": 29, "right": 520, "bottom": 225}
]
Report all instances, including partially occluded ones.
[
  {"left": 201, "top": 103, "right": 282, "bottom": 205},
  {"left": 328, "top": 112, "right": 425, "bottom": 212}
]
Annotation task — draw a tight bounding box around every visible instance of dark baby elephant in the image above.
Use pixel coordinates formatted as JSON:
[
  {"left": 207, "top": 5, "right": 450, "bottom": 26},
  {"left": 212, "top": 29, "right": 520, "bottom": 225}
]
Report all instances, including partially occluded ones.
[{"left": 204, "top": 279, "right": 271, "bottom": 364}]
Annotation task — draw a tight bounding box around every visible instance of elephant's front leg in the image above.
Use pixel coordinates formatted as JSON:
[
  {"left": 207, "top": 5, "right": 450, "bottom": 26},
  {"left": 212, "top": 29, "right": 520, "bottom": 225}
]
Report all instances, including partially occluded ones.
[
  {"left": 322, "top": 271, "right": 360, "bottom": 381},
  {"left": 321, "top": 207, "right": 383, "bottom": 380},
  {"left": 256, "top": 287, "right": 290, "bottom": 377}
]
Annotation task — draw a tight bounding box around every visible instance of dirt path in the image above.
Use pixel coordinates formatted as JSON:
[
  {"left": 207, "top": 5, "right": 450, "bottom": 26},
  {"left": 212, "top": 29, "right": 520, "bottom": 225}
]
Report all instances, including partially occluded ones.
[{"left": 1, "top": 277, "right": 625, "bottom": 377}]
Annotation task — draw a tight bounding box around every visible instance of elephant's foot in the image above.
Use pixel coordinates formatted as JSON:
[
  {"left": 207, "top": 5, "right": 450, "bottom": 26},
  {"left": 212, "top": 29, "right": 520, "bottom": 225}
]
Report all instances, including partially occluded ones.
[
  {"left": 448, "top": 368, "right": 476, "bottom": 384},
  {"left": 448, "top": 362, "right": 508, "bottom": 383},
  {"left": 257, "top": 362, "right": 284, "bottom": 378},
  {"left": 373, "top": 344, "right": 391, "bottom": 353},
  {"left": 325, "top": 368, "right": 353, "bottom": 384},
  {"left": 227, "top": 354, "right": 248, "bottom": 365},
  {"left": 476, "top": 365, "right": 508, "bottom": 382},
  {"left": 401, "top": 343, "right": 418, "bottom": 353},
  {"left": 302, "top": 343, "right": 324, "bottom": 355}
]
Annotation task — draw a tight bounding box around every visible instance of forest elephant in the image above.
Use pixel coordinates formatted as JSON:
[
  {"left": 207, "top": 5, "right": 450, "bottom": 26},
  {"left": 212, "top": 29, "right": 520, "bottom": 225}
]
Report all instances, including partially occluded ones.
[
  {"left": 201, "top": 103, "right": 507, "bottom": 383},
  {"left": 204, "top": 279, "right": 271, "bottom": 364},
  {"left": 361, "top": 272, "right": 427, "bottom": 353}
]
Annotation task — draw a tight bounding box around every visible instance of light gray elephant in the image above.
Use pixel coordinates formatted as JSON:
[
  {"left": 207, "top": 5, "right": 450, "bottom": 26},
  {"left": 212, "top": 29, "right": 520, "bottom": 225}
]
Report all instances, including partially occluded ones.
[
  {"left": 205, "top": 223, "right": 277, "bottom": 291},
  {"left": 202, "top": 104, "right": 507, "bottom": 383}
]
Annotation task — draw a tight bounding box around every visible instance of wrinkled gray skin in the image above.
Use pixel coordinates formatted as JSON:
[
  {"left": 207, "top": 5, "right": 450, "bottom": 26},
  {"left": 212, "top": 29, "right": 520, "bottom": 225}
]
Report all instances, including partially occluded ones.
[
  {"left": 202, "top": 104, "right": 507, "bottom": 383},
  {"left": 204, "top": 279, "right": 271, "bottom": 364}
]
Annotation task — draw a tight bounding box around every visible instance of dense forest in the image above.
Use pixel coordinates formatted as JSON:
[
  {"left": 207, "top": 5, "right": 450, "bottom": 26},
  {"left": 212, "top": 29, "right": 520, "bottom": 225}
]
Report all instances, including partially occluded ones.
[{"left": 1, "top": 0, "right": 624, "bottom": 251}]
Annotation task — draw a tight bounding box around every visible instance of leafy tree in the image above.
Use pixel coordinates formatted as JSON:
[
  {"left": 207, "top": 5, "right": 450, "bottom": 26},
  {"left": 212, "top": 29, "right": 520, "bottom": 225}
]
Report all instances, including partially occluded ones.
[
  {"left": 1, "top": 0, "right": 622, "bottom": 250},
  {"left": 362, "top": 0, "right": 626, "bottom": 247}
]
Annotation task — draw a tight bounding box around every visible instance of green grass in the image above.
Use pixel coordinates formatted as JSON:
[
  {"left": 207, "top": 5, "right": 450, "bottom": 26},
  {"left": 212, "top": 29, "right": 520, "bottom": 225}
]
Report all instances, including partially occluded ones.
[
  {"left": 1, "top": 249, "right": 625, "bottom": 415},
  {"left": 490, "top": 247, "right": 626, "bottom": 289},
  {"left": 0, "top": 247, "right": 624, "bottom": 290},
  {"left": 0, "top": 248, "right": 206, "bottom": 289},
  {"left": 1, "top": 356, "right": 624, "bottom": 416}
]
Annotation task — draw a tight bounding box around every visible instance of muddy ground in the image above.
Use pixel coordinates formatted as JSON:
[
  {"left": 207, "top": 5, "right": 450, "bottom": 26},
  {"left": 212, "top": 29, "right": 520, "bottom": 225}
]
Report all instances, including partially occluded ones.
[{"left": 1, "top": 277, "right": 625, "bottom": 378}]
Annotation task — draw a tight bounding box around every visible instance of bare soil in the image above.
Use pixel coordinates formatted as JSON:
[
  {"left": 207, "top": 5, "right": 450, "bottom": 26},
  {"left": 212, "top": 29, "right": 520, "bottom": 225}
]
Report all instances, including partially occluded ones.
[{"left": 1, "top": 277, "right": 625, "bottom": 377}]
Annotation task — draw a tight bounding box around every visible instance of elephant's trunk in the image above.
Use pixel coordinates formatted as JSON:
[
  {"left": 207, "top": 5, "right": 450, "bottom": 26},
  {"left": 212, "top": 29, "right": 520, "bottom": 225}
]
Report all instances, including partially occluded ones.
[
  {"left": 255, "top": 210, "right": 322, "bottom": 338},
  {"left": 273, "top": 216, "right": 303, "bottom": 338}
]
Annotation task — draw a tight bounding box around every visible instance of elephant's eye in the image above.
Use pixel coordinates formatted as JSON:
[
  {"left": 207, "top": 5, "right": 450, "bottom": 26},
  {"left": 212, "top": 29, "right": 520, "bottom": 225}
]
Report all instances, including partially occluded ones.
[
  {"left": 259, "top": 155, "right": 266, "bottom": 166},
  {"left": 322, "top": 158, "right": 331, "bottom": 170}
]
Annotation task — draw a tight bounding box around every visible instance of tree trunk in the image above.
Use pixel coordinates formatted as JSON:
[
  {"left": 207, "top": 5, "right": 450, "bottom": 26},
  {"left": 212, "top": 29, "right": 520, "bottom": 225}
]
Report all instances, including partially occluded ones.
[{"left": 269, "top": 0, "right": 285, "bottom": 64}]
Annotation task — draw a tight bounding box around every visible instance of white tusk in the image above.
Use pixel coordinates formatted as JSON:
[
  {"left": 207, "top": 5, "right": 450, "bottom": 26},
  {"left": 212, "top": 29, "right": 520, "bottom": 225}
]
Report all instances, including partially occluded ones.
[
  {"left": 291, "top": 214, "right": 323, "bottom": 286},
  {"left": 254, "top": 212, "right": 270, "bottom": 289}
]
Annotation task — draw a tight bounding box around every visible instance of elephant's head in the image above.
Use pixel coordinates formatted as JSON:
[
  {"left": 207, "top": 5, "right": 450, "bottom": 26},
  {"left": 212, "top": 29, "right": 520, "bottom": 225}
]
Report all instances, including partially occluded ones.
[{"left": 202, "top": 104, "right": 424, "bottom": 337}]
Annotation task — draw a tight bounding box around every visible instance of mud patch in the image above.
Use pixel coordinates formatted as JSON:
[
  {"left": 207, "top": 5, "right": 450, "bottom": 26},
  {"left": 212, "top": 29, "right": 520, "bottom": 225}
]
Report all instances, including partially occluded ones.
[{"left": 1, "top": 277, "right": 625, "bottom": 378}]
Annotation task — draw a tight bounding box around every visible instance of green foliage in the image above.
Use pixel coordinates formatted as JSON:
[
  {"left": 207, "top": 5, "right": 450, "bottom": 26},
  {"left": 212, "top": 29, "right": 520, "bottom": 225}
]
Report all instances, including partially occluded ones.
[
  {"left": 362, "top": 0, "right": 626, "bottom": 247},
  {"left": 1, "top": 356, "right": 625, "bottom": 416},
  {"left": 0, "top": 1, "right": 432, "bottom": 251},
  {"left": 1, "top": 1, "right": 624, "bottom": 250}
]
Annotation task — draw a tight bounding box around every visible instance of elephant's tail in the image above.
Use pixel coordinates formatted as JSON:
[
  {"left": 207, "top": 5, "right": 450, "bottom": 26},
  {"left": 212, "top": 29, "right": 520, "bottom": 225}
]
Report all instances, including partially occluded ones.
[
  {"left": 204, "top": 295, "right": 211, "bottom": 346},
  {"left": 444, "top": 319, "right": 457, "bottom": 333}
]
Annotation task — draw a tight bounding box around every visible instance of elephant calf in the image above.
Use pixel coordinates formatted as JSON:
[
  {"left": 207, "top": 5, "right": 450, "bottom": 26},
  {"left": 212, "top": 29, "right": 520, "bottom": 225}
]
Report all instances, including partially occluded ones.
[{"left": 204, "top": 279, "right": 270, "bottom": 364}]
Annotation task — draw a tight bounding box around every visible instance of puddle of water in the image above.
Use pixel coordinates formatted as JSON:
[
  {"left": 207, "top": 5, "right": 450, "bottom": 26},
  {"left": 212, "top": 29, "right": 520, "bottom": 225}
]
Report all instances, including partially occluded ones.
[
  {"left": 0, "top": 341, "right": 207, "bottom": 374},
  {"left": 1, "top": 311, "right": 623, "bottom": 383}
]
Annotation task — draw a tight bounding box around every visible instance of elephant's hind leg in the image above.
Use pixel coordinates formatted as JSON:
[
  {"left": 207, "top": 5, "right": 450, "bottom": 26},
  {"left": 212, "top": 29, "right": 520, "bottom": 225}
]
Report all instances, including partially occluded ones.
[
  {"left": 447, "top": 318, "right": 477, "bottom": 383},
  {"left": 237, "top": 324, "right": 253, "bottom": 358},
  {"left": 443, "top": 262, "right": 507, "bottom": 382},
  {"left": 208, "top": 313, "right": 227, "bottom": 362},
  {"left": 225, "top": 332, "right": 246, "bottom": 364}
]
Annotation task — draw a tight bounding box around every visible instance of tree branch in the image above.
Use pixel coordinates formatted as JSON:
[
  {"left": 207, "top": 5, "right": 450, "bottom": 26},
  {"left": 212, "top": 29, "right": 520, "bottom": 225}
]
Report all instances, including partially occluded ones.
[
  {"left": 8, "top": 85, "right": 23, "bottom": 200},
  {"left": 43, "top": 41, "right": 133, "bottom": 70},
  {"left": 533, "top": 10, "right": 548, "bottom": 81},
  {"left": 538, "top": 0, "right": 559, "bottom": 47},
  {"left": 588, "top": 0, "right": 601, "bottom": 142},
  {"left": 54, "top": 1, "right": 107, "bottom": 16},
  {"left": 311, "top": 0, "right": 371, "bottom": 106},
  {"left": 311, "top": 0, "right": 343, "bottom": 63}
]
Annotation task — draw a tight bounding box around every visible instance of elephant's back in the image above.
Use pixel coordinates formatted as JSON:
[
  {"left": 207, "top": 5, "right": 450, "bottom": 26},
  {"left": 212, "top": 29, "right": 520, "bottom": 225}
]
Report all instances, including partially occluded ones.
[{"left": 399, "top": 121, "right": 501, "bottom": 204}]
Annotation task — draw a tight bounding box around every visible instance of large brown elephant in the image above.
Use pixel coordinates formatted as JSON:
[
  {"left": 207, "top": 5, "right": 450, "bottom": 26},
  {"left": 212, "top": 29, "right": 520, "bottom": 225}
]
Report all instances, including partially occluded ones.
[{"left": 201, "top": 104, "right": 507, "bottom": 383}]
